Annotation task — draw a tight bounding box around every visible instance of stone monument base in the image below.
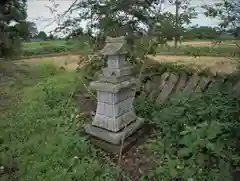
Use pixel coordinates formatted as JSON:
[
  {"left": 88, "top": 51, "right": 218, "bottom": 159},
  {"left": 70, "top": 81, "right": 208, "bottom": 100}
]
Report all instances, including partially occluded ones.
[{"left": 85, "top": 118, "right": 145, "bottom": 153}]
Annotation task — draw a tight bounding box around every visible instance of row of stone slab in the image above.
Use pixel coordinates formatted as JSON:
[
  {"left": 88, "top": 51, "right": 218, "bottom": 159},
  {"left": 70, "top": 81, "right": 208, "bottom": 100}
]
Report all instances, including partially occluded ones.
[{"left": 138, "top": 71, "right": 240, "bottom": 103}]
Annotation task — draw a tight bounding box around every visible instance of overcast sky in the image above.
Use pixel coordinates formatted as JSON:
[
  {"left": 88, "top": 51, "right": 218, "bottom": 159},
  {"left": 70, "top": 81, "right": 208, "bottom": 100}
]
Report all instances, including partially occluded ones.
[{"left": 27, "top": 0, "right": 220, "bottom": 34}]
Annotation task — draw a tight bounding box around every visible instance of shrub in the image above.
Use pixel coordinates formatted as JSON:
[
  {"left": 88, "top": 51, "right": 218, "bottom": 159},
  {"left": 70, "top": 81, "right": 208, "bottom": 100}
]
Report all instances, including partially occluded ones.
[{"left": 142, "top": 89, "right": 240, "bottom": 181}]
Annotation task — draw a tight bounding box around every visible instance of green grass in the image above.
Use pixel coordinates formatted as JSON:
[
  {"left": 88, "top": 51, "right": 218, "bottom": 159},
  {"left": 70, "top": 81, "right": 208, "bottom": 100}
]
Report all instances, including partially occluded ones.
[
  {"left": 0, "top": 64, "right": 118, "bottom": 181},
  {"left": 23, "top": 40, "right": 67, "bottom": 49}
]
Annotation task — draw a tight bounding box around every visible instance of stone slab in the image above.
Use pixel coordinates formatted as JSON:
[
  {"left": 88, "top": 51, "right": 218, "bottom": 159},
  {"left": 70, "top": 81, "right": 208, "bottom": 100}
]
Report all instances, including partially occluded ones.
[
  {"left": 90, "top": 78, "right": 138, "bottom": 93},
  {"left": 107, "top": 55, "right": 125, "bottom": 69},
  {"left": 149, "top": 73, "right": 169, "bottom": 100},
  {"left": 96, "top": 97, "right": 134, "bottom": 117},
  {"left": 102, "top": 66, "right": 133, "bottom": 77},
  {"left": 92, "top": 110, "right": 137, "bottom": 132},
  {"left": 99, "top": 74, "right": 131, "bottom": 84},
  {"left": 233, "top": 80, "right": 240, "bottom": 95},
  {"left": 97, "top": 88, "right": 134, "bottom": 104},
  {"left": 156, "top": 73, "right": 179, "bottom": 103},
  {"left": 175, "top": 73, "right": 188, "bottom": 91},
  {"left": 90, "top": 127, "right": 146, "bottom": 154},
  {"left": 183, "top": 74, "right": 200, "bottom": 94},
  {"left": 195, "top": 77, "right": 211, "bottom": 93},
  {"left": 85, "top": 117, "right": 145, "bottom": 145}
]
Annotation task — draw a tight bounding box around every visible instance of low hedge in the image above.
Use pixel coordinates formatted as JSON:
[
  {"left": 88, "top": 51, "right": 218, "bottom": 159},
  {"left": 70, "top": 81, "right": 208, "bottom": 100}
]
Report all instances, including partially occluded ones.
[{"left": 22, "top": 46, "right": 74, "bottom": 57}]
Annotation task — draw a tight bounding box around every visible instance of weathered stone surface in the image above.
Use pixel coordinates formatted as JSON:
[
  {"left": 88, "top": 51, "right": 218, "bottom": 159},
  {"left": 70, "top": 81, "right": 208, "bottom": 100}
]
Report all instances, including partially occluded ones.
[
  {"left": 232, "top": 80, "right": 240, "bottom": 94},
  {"left": 158, "top": 72, "right": 170, "bottom": 91},
  {"left": 89, "top": 127, "right": 146, "bottom": 154},
  {"left": 90, "top": 78, "right": 138, "bottom": 93},
  {"left": 97, "top": 88, "right": 134, "bottom": 104},
  {"left": 93, "top": 109, "right": 137, "bottom": 132},
  {"left": 195, "top": 77, "right": 211, "bottom": 93},
  {"left": 149, "top": 72, "right": 170, "bottom": 100},
  {"left": 99, "top": 74, "right": 131, "bottom": 84},
  {"left": 107, "top": 55, "right": 125, "bottom": 69},
  {"left": 206, "top": 79, "right": 224, "bottom": 92},
  {"left": 85, "top": 118, "right": 145, "bottom": 145},
  {"left": 223, "top": 79, "right": 234, "bottom": 92},
  {"left": 100, "top": 36, "right": 127, "bottom": 56},
  {"left": 96, "top": 97, "right": 134, "bottom": 117},
  {"left": 102, "top": 66, "right": 132, "bottom": 78},
  {"left": 156, "top": 73, "right": 179, "bottom": 103},
  {"left": 175, "top": 73, "right": 188, "bottom": 92},
  {"left": 183, "top": 74, "right": 200, "bottom": 94},
  {"left": 143, "top": 80, "right": 152, "bottom": 96}
]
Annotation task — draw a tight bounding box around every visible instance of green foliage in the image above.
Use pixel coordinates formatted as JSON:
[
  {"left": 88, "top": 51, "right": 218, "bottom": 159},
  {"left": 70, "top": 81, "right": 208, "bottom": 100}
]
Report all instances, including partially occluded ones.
[
  {"left": 141, "top": 89, "right": 240, "bottom": 181},
  {"left": 184, "top": 26, "right": 222, "bottom": 40},
  {"left": 0, "top": 0, "right": 28, "bottom": 60},
  {"left": 35, "top": 31, "right": 48, "bottom": 40},
  {"left": 15, "top": 21, "right": 38, "bottom": 40},
  {"left": 0, "top": 65, "right": 119, "bottom": 181},
  {"left": 203, "top": 0, "right": 240, "bottom": 28}
]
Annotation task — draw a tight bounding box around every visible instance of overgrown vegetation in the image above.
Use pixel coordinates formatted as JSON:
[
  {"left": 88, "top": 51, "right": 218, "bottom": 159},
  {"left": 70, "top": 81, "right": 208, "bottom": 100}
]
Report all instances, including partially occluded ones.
[
  {"left": 1, "top": 0, "right": 240, "bottom": 180},
  {"left": 135, "top": 85, "right": 240, "bottom": 181},
  {"left": 0, "top": 64, "right": 119, "bottom": 181}
]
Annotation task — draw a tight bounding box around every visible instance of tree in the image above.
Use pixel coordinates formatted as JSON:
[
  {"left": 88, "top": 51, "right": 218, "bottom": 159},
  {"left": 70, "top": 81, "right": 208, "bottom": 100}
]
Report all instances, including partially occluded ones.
[
  {"left": 54, "top": 0, "right": 163, "bottom": 51},
  {"left": 168, "top": 0, "right": 197, "bottom": 47},
  {"left": 0, "top": 0, "right": 27, "bottom": 60},
  {"left": 203, "top": 0, "right": 240, "bottom": 29},
  {"left": 15, "top": 21, "right": 38, "bottom": 41},
  {"left": 48, "top": 33, "right": 55, "bottom": 40},
  {"left": 36, "top": 31, "right": 47, "bottom": 40},
  {"left": 203, "top": 0, "right": 240, "bottom": 46},
  {"left": 184, "top": 26, "right": 222, "bottom": 40},
  {"left": 150, "top": 0, "right": 196, "bottom": 48}
]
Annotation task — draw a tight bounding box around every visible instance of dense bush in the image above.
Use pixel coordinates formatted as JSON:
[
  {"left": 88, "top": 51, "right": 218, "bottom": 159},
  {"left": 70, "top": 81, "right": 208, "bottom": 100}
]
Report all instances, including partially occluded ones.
[{"left": 136, "top": 88, "right": 240, "bottom": 181}]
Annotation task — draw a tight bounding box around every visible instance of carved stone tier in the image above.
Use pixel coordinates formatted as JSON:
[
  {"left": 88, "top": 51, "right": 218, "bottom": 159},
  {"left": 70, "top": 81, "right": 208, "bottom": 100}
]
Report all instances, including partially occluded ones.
[
  {"left": 90, "top": 78, "right": 138, "bottom": 132},
  {"left": 85, "top": 118, "right": 144, "bottom": 145}
]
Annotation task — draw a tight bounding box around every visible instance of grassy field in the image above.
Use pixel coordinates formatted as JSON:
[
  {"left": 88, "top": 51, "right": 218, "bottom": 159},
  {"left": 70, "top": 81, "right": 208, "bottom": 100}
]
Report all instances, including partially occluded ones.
[
  {"left": 23, "top": 39, "right": 237, "bottom": 49},
  {"left": 23, "top": 40, "right": 67, "bottom": 49},
  {"left": 20, "top": 39, "right": 240, "bottom": 58}
]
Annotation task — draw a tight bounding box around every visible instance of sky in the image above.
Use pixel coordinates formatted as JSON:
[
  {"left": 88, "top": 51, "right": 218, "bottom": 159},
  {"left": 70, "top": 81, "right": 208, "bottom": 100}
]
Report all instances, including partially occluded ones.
[{"left": 27, "top": 0, "right": 220, "bottom": 34}]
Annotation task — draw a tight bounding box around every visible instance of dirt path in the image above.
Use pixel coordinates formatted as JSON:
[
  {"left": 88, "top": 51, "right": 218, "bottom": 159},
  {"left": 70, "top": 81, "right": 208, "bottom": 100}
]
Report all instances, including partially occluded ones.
[{"left": 16, "top": 54, "right": 239, "bottom": 75}]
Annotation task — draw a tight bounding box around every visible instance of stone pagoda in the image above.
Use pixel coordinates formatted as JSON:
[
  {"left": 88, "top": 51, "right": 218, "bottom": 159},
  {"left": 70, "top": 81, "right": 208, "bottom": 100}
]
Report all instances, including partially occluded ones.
[{"left": 85, "top": 36, "right": 144, "bottom": 152}]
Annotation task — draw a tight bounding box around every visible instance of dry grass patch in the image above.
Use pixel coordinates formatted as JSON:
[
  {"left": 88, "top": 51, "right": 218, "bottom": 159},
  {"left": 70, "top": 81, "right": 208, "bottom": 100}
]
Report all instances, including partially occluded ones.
[
  {"left": 148, "top": 55, "right": 239, "bottom": 75},
  {"left": 16, "top": 55, "right": 83, "bottom": 71}
]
